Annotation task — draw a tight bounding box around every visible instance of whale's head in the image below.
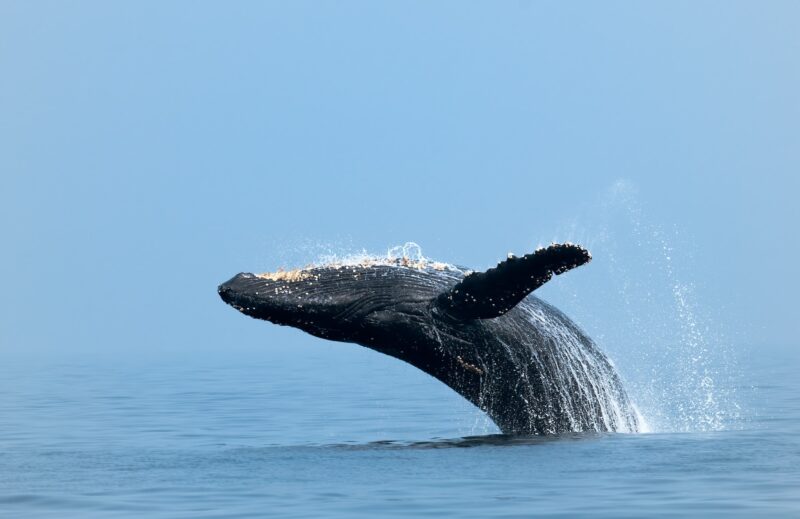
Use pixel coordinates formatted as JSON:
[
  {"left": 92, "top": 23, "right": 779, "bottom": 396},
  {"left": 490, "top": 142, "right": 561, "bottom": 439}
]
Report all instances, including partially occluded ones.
[{"left": 218, "top": 264, "right": 454, "bottom": 344}]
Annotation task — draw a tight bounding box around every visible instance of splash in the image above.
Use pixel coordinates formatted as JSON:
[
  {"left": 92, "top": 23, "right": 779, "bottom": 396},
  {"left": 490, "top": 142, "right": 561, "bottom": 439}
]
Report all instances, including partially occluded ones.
[
  {"left": 547, "top": 180, "right": 740, "bottom": 433},
  {"left": 272, "top": 242, "right": 461, "bottom": 273},
  {"left": 256, "top": 242, "right": 463, "bottom": 290},
  {"left": 387, "top": 242, "right": 425, "bottom": 263},
  {"left": 501, "top": 301, "right": 645, "bottom": 433}
]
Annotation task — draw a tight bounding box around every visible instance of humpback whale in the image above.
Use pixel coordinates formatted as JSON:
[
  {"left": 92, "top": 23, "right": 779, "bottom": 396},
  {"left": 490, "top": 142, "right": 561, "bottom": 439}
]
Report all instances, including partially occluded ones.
[{"left": 218, "top": 243, "right": 642, "bottom": 435}]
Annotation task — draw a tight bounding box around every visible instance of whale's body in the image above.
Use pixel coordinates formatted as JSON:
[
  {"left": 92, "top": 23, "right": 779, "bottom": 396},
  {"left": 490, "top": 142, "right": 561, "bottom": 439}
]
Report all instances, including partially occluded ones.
[{"left": 219, "top": 244, "right": 642, "bottom": 435}]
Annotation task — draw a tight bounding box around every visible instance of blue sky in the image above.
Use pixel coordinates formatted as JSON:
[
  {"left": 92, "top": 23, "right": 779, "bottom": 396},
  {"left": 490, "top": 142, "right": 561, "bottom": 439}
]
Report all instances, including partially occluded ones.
[{"left": 1, "top": 2, "right": 797, "bottom": 361}]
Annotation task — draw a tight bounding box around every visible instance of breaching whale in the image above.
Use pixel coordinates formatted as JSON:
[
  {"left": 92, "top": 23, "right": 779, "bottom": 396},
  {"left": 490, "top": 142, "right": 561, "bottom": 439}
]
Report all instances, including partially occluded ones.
[{"left": 218, "top": 243, "right": 642, "bottom": 435}]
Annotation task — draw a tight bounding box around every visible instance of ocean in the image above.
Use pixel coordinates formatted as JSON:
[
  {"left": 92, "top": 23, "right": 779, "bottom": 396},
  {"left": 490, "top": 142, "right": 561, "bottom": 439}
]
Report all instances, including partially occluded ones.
[{"left": 1, "top": 343, "right": 797, "bottom": 518}]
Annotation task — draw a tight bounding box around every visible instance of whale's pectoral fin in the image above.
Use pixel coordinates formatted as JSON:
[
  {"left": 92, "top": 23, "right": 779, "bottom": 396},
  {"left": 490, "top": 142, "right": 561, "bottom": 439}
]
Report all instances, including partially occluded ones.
[{"left": 434, "top": 243, "right": 591, "bottom": 320}]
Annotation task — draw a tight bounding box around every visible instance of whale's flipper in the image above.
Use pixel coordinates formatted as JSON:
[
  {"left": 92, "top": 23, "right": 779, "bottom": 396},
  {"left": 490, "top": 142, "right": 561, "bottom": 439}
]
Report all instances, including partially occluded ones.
[{"left": 435, "top": 244, "right": 591, "bottom": 320}]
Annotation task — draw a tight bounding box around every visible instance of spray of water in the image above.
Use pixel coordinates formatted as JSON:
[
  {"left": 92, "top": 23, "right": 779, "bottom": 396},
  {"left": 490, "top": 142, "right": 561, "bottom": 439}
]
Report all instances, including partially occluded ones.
[
  {"left": 304, "top": 242, "right": 465, "bottom": 273},
  {"left": 548, "top": 180, "right": 741, "bottom": 432},
  {"left": 496, "top": 301, "right": 645, "bottom": 433}
]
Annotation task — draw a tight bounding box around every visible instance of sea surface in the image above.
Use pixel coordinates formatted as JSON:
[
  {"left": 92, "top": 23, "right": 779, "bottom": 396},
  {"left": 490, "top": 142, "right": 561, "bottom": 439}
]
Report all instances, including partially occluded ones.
[{"left": 1, "top": 344, "right": 798, "bottom": 518}]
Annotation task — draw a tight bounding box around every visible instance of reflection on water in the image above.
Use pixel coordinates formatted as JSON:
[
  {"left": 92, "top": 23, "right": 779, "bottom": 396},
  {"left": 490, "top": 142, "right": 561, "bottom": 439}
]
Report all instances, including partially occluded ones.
[{"left": 330, "top": 432, "right": 607, "bottom": 450}]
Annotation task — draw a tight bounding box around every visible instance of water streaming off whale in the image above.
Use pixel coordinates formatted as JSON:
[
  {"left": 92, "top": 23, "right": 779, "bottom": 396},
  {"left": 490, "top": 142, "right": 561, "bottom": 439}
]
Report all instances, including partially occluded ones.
[{"left": 546, "top": 182, "right": 741, "bottom": 433}]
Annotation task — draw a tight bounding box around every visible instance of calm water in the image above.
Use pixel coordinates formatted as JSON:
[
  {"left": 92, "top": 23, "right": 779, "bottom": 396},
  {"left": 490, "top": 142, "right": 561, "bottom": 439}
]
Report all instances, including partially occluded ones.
[{"left": 1, "top": 345, "right": 798, "bottom": 518}]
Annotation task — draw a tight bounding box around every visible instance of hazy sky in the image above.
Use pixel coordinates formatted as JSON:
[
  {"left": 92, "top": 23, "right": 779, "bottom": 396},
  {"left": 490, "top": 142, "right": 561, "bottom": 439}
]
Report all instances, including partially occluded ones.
[{"left": 1, "top": 2, "right": 797, "bottom": 362}]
